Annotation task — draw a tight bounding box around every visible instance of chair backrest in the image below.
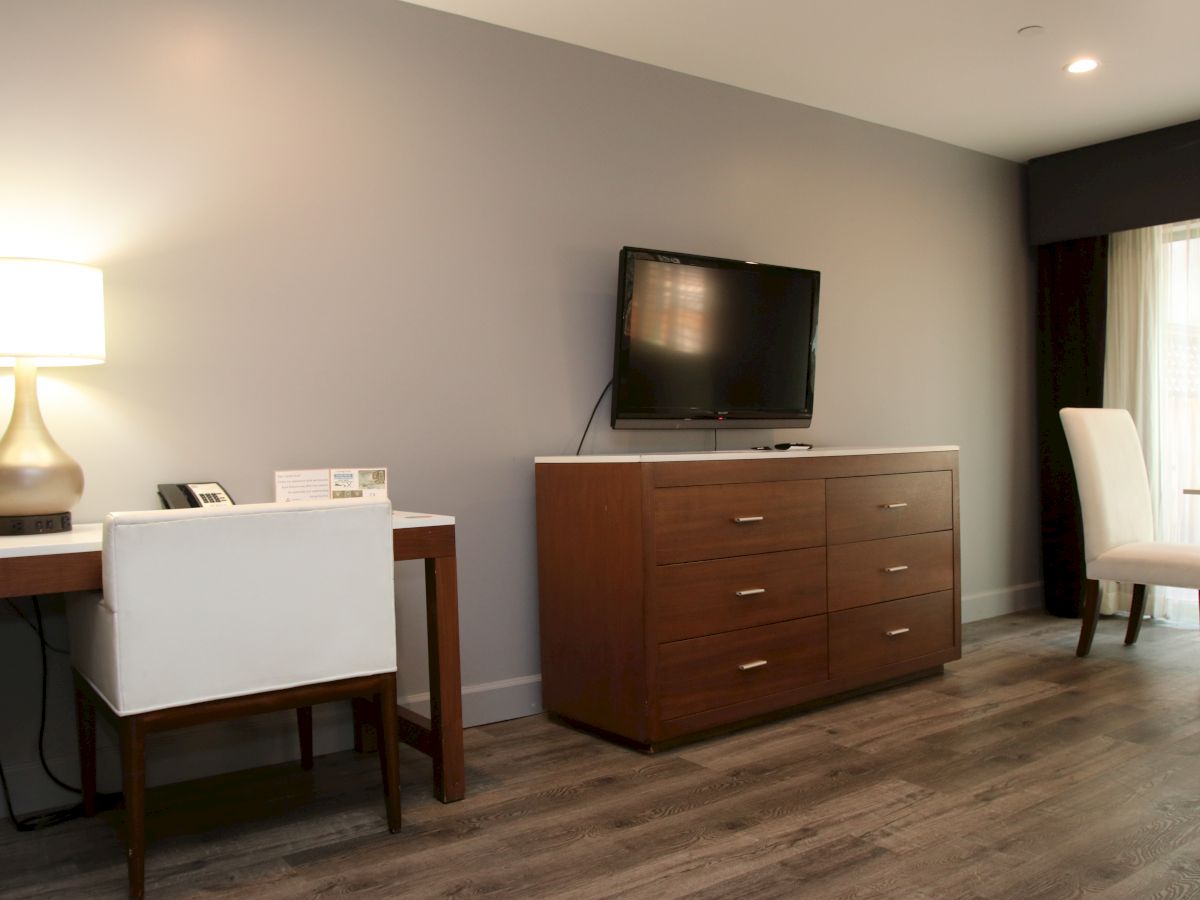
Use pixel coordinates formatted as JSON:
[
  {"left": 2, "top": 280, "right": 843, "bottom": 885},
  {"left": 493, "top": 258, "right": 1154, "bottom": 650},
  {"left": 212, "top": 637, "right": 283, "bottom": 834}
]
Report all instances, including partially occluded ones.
[
  {"left": 71, "top": 499, "right": 396, "bottom": 715},
  {"left": 1059, "top": 407, "right": 1155, "bottom": 561}
]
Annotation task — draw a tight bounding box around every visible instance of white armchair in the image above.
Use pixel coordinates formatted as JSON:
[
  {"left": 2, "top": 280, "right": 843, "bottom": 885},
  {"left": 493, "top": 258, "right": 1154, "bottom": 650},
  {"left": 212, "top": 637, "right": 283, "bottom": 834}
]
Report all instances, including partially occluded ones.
[
  {"left": 67, "top": 499, "right": 401, "bottom": 899},
  {"left": 1060, "top": 407, "right": 1200, "bottom": 655}
]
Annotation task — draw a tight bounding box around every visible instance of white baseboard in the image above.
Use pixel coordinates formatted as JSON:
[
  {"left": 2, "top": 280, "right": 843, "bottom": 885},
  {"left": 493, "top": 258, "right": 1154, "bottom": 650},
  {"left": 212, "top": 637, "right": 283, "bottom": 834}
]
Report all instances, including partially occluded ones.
[
  {"left": 398, "top": 673, "right": 543, "bottom": 727},
  {"left": 8, "top": 589, "right": 1054, "bottom": 822},
  {"left": 962, "top": 581, "right": 1043, "bottom": 622},
  {"left": 1, "top": 673, "right": 545, "bottom": 821},
  {"left": 1, "top": 702, "right": 357, "bottom": 821}
]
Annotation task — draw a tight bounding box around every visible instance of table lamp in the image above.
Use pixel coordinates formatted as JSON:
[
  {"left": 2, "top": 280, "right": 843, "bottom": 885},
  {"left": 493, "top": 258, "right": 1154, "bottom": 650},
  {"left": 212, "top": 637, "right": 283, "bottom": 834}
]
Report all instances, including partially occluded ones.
[{"left": 0, "top": 259, "right": 105, "bottom": 534}]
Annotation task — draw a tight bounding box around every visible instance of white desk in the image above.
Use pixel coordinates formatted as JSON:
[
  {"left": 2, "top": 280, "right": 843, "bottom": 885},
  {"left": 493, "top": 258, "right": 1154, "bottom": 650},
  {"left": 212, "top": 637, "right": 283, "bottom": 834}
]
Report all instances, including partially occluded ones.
[{"left": 0, "top": 509, "right": 465, "bottom": 803}]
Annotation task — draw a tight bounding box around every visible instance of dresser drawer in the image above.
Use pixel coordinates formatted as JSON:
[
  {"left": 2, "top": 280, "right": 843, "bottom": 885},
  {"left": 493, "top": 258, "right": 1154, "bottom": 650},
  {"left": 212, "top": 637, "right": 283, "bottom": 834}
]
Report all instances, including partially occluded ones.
[
  {"left": 658, "top": 616, "right": 828, "bottom": 720},
  {"left": 826, "top": 471, "right": 952, "bottom": 544},
  {"left": 653, "top": 480, "right": 825, "bottom": 564},
  {"left": 829, "top": 591, "right": 954, "bottom": 676},
  {"left": 827, "top": 531, "right": 953, "bottom": 612},
  {"left": 654, "top": 548, "right": 826, "bottom": 642}
]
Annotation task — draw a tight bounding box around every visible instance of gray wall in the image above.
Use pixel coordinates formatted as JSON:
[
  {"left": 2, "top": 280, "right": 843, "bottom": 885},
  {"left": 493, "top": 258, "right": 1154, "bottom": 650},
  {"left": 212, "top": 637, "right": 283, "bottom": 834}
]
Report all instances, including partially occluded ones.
[{"left": 0, "top": 0, "right": 1038, "bottom": 817}]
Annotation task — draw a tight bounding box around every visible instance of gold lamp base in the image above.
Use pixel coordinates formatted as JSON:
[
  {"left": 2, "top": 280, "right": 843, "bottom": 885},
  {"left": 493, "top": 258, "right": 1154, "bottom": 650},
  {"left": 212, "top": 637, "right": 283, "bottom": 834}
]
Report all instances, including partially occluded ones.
[{"left": 0, "top": 359, "right": 83, "bottom": 530}]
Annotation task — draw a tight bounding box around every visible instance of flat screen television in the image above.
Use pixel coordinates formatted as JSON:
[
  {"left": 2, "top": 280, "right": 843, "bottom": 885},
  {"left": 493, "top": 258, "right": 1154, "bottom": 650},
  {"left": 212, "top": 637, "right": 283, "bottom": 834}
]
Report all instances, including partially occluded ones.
[{"left": 611, "top": 247, "right": 820, "bottom": 430}]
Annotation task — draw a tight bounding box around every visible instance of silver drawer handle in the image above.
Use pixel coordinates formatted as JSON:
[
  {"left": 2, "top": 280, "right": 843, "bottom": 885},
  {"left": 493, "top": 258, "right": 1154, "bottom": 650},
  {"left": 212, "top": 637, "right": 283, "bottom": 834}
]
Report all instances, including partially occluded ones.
[
  {"left": 735, "top": 587, "right": 766, "bottom": 597},
  {"left": 882, "top": 502, "right": 908, "bottom": 509},
  {"left": 732, "top": 515, "right": 764, "bottom": 524},
  {"left": 885, "top": 628, "right": 911, "bottom": 637},
  {"left": 738, "top": 660, "right": 768, "bottom": 671},
  {"left": 883, "top": 565, "right": 909, "bottom": 573}
]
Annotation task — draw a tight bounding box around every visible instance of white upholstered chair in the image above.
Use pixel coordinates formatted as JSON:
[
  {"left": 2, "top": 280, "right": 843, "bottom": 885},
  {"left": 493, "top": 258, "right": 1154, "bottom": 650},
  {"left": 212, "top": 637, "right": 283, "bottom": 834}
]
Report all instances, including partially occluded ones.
[
  {"left": 1060, "top": 407, "right": 1200, "bottom": 656},
  {"left": 67, "top": 499, "right": 401, "bottom": 899}
]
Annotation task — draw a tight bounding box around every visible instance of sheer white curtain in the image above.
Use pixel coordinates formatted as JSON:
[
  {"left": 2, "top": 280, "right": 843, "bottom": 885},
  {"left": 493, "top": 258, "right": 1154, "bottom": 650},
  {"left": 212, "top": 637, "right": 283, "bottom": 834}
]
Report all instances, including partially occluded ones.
[
  {"left": 1102, "top": 226, "right": 1164, "bottom": 614},
  {"left": 1158, "top": 220, "right": 1200, "bottom": 624},
  {"left": 1103, "top": 219, "right": 1200, "bottom": 621}
]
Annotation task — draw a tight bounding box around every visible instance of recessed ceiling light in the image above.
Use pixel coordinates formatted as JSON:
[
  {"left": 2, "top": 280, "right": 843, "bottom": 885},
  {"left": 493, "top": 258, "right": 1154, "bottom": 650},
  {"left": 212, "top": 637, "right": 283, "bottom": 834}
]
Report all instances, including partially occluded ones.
[{"left": 1066, "top": 57, "right": 1100, "bottom": 74}]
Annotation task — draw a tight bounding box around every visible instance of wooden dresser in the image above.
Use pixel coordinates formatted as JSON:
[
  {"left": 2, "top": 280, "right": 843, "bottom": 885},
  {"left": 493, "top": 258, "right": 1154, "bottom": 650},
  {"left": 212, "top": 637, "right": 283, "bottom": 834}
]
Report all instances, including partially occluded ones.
[{"left": 534, "top": 447, "right": 960, "bottom": 748}]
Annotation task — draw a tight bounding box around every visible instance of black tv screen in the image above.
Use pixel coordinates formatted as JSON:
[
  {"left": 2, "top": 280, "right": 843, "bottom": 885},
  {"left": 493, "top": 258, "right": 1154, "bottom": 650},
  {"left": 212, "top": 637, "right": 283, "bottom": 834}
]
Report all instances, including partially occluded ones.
[{"left": 611, "top": 247, "right": 820, "bottom": 429}]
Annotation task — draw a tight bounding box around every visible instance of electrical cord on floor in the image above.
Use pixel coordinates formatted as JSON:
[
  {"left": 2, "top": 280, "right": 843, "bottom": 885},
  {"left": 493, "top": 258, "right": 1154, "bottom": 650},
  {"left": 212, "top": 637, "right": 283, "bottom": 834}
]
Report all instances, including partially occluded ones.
[
  {"left": 1, "top": 596, "right": 118, "bottom": 832},
  {"left": 0, "top": 759, "right": 82, "bottom": 832},
  {"left": 575, "top": 379, "right": 613, "bottom": 455}
]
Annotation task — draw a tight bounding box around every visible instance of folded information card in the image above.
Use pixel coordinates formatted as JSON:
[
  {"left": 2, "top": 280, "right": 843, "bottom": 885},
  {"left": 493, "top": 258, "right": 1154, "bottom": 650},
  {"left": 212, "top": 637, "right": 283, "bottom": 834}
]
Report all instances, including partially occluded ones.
[{"left": 274, "top": 468, "right": 388, "bottom": 502}]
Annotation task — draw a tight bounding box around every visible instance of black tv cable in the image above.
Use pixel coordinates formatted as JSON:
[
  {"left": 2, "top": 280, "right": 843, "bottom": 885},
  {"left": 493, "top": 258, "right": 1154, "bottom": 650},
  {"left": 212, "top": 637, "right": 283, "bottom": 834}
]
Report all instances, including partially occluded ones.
[{"left": 575, "top": 380, "right": 613, "bottom": 455}]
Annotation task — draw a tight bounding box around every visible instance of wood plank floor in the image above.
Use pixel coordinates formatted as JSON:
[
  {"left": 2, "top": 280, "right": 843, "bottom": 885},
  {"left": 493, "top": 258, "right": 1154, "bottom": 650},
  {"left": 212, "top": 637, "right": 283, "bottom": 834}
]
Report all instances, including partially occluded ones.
[{"left": 6, "top": 610, "right": 1200, "bottom": 898}]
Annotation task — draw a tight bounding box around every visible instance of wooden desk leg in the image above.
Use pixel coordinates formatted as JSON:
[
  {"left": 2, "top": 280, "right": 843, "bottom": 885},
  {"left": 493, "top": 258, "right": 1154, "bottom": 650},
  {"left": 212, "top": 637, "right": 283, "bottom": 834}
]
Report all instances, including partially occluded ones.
[{"left": 425, "top": 554, "right": 465, "bottom": 802}]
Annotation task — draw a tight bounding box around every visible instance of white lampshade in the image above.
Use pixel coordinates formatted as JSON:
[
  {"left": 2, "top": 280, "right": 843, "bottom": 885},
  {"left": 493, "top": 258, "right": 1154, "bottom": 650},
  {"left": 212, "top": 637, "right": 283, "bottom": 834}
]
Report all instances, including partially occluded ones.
[{"left": 0, "top": 258, "right": 105, "bottom": 366}]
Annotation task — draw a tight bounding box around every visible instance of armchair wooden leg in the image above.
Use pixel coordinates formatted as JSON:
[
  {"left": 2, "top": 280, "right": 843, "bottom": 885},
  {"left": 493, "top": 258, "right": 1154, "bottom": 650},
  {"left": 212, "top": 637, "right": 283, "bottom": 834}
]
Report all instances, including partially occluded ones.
[
  {"left": 73, "top": 672, "right": 97, "bottom": 817},
  {"left": 373, "top": 695, "right": 388, "bottom": 799},
  {"left": 1077, "top": 578, "right": 1101, "bottom": 657},
  {"left": 119, "top": 716, "right": 146, "bottom": 900},
  {"left": 296, "top": 706, "right": 314, "bottom": 771},
  {"left": 351, "top": 697, "right": 378, "bottom": 754},
  {"left": 1125, "top": 584, "right": 1147, "bottom": 645},
  {"left": 376, "top": 676, "right": 402, "bottom": 833}
]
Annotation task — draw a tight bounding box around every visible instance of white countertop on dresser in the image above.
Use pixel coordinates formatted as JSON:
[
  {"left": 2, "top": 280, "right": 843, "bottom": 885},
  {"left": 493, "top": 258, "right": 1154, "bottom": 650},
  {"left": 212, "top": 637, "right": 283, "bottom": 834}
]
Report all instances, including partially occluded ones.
[{"left": 535, "top": 446, "right": 959, "bottom": 464}]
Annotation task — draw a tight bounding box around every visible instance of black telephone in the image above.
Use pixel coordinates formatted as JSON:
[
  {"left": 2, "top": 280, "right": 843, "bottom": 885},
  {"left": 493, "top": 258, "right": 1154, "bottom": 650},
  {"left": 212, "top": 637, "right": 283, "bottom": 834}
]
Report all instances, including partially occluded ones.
[{"left": 158, "top": 482, "right": 235, "bottom": 509}]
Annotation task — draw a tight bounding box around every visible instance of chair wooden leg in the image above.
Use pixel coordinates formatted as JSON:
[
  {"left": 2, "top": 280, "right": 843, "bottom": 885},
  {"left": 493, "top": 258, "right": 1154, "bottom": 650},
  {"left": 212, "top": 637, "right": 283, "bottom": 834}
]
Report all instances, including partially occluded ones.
[
  {"left": 352, "top": 697, "right": 377, "bottom": 753},
  {"left": 73, "top": 672, "right": 97, "bottom": 817},
  {"left": 119, "top": 716, "right": 146, "bottom": 900},
  {"left": 1077, "top": 579, "right": 1101, "bottom": 657},
  {"left": 374, "top": 696, "right": 388, "bottom": 798},
  {"left": 296, "top": 706, "right": 314, "bottom": 771},
  {"left": 375, "top": 676, "right": 402, "bottom": 833},
  {"left": 1125, "top": 584, "right": 1147, "bottom": 645}
]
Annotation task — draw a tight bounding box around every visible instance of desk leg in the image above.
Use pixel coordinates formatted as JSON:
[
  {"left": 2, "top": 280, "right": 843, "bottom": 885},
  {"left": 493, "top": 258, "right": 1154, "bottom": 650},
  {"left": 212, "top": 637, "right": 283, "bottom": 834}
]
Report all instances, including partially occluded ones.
[{"left": 425, "top": 554, "right": 465, "bottom": 802}]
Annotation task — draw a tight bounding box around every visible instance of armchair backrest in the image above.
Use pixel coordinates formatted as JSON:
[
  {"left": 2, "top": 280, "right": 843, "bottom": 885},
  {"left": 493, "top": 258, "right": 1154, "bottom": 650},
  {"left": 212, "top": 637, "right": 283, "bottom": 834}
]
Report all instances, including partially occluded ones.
[
  {"left": 1059, "top": 407, "right": 1155, "bottom": 561},
  {"left": 70, "top": 499, "right": 396, "bottom": 715}
]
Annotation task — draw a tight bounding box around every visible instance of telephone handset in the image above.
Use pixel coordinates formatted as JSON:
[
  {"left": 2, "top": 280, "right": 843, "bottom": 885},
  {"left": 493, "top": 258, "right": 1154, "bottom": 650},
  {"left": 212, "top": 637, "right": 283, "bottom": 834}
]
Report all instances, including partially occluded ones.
[{"left": 157, "top": 482, "right": 235, "bottom": 510}]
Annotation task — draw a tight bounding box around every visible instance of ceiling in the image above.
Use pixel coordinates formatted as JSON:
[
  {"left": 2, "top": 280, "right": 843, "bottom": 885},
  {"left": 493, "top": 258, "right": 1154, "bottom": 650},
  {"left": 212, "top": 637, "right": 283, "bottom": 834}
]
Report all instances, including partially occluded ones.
[{"left": 404, "top": 0, "right": 1200, "bottom": 162}]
